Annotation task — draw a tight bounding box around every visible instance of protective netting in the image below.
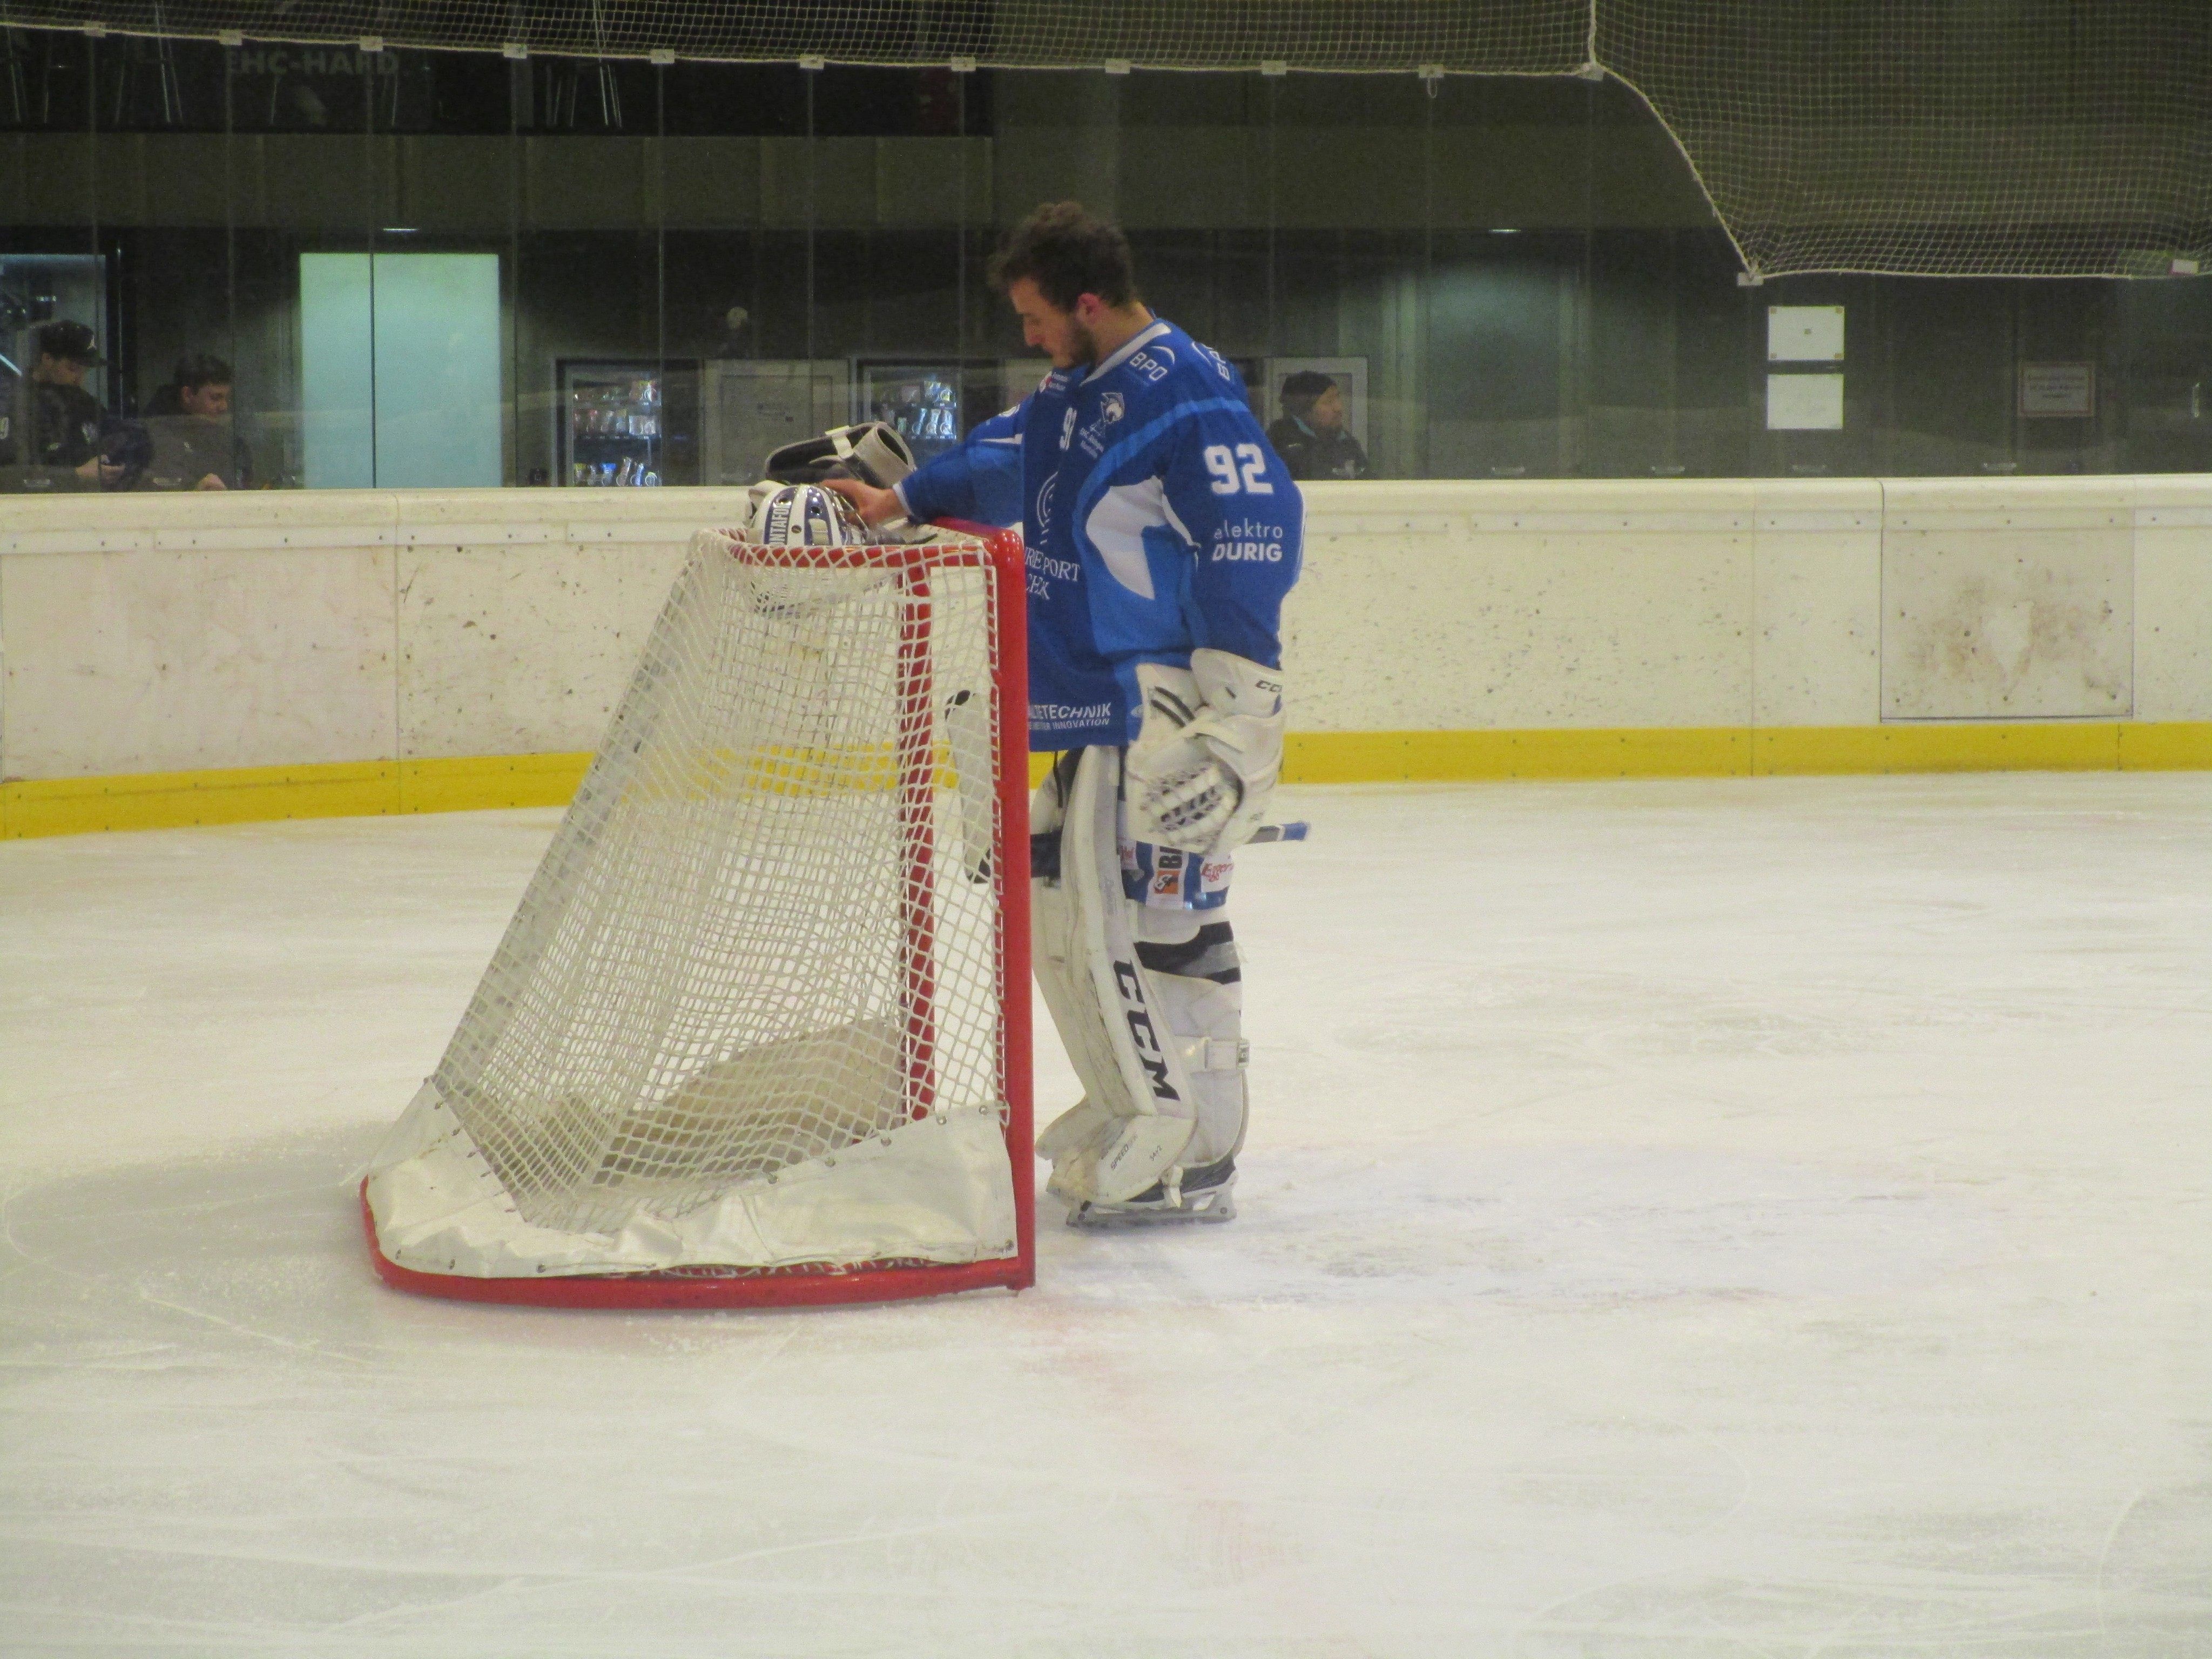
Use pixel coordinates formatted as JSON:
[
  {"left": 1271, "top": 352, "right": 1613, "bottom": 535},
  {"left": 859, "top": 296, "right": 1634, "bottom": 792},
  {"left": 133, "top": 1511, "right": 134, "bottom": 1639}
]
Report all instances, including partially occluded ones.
[
  {"left": 4, "top": 2, "right": 2206, "bottom": 278},
  {"left": 390, "top": 530, "right": 1015, "bottom": 1255},
  {"left": 0, "top": 2, "right": 1590, "bottom": 75},
  {"left": 1603, "top": 1, "right": 2212, "bottom": 278}
]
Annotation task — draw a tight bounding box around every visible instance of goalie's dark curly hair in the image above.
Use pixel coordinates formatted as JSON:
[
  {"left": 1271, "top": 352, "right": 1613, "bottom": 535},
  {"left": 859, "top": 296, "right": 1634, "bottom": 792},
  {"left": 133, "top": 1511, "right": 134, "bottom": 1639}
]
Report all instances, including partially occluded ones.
[{"left": 988, "top": 201, "right": 1138, "bottom": 312}]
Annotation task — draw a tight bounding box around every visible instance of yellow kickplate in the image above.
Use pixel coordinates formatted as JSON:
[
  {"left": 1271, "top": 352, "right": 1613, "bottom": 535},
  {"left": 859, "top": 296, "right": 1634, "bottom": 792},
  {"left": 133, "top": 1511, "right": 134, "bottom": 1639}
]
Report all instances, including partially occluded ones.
[{"left": 7, "top": 723, "right": 2207, "bottom": 841}]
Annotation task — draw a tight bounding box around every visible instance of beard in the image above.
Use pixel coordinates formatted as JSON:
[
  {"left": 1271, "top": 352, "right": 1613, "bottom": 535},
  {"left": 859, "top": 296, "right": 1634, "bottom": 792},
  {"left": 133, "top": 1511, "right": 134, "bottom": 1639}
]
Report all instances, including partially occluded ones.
[{"left": 1055, "top": 318, "right": 1098, "bottom": 369}]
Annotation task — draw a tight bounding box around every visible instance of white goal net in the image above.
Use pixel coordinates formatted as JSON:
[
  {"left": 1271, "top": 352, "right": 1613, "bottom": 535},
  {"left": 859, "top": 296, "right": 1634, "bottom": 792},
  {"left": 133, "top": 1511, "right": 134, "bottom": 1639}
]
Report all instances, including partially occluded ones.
[{"left": 364, "top": 525, "right": 1033, "bottom": 1307}]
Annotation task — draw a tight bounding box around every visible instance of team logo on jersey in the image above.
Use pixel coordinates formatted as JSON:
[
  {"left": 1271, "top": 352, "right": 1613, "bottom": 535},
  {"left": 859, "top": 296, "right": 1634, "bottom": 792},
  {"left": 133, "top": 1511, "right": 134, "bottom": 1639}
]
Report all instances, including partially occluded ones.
[{"left": 1077, "top": 390, "right": 1126, "bottom": 456}]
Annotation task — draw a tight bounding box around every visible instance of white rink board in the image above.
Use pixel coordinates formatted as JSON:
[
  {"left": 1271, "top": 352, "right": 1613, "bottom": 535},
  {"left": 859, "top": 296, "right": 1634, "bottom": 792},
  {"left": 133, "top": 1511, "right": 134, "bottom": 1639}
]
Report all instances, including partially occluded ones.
[
  {"left": 2134, "top": 505, "right": 2212, "bottom": 722},
  {"left": 394, "top": 539, "right": 689, "bottom": 760},
  {"left": 1750, "top": 483, "right": 1885, "bottom": 725},
  {"left": 4, "top": 775, "right": 2209, "bottom": 1654},
  {"left": 0, "top": 542, "right": 399, "bottom": 778},
  {"left": 3, "top": 477, "right": 2211, "bottom": 784},
  {"left": 1289, "top": 487, "right": 1761, "bottom": 730},
  {"left": 1880, "top": 481, "right": 2136, "bottom": 720}
]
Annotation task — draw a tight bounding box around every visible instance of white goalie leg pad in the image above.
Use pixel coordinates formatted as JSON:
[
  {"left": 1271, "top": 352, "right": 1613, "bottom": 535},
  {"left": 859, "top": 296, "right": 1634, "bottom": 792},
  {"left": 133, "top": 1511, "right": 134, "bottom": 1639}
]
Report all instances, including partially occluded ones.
[
  {"left": 1030, "top": 753, "right": 1122, "bottom": 1155},
  {"left": 1031, "top": 747, "right": 1201, "bottom": 1204},
  {"left": 945, "top": 687, "right": 995, "bottom": 883},
  {"left": 1130, "top": 903, "right": 1250, "bottom": 1171}
]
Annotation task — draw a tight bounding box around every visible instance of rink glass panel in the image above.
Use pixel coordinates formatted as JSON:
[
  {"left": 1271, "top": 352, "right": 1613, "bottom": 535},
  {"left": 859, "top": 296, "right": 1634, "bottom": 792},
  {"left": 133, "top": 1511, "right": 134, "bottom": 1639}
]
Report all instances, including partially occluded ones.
[{"left": 5, "top": 39, "right": 2209, "bottom": 488}]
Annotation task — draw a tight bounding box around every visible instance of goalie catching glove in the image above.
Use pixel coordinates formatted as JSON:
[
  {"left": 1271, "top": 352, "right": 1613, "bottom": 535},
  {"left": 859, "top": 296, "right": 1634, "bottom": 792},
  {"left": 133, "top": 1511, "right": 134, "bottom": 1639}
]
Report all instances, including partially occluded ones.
[
  {"left": 763, "top": 421, "right": 916, "bottom": 491},
  {"left": 1123, "top": 650, "right": 1286, "bottom": 860}
]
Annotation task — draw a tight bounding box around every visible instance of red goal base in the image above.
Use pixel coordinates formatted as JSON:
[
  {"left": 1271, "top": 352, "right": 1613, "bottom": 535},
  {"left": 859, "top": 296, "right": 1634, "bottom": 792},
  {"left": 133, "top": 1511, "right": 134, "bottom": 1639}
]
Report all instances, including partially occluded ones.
[{"left": 360, "top": 1183, "right": 1034, "bottom": 1310}]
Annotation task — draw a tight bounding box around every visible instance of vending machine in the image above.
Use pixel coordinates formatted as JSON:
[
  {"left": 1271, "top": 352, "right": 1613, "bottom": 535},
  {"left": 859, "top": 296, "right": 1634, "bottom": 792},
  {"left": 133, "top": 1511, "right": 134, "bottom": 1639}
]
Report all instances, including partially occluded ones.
[
  {"left": 557, "top": 359, "right": 698, "bottom": 486},
  {"left": 854, "top": 361, "right": 1006, "bottom": 467}
]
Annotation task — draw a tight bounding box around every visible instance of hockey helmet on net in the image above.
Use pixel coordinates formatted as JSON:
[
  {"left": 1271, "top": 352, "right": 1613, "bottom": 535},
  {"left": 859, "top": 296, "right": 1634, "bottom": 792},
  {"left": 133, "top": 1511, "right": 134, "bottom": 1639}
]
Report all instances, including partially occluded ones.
[
  {"left": 763, "top": 420, "right": 916, "bottom": 490},
  {"left": 750, "top": 481, "right": 873, "bottom": 548}
]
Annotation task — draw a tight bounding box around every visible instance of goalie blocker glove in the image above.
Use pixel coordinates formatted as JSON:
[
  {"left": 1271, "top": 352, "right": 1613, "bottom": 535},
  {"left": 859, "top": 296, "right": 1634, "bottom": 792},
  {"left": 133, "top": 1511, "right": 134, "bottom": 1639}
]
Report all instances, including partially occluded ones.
[{"left": 1123, "top": 650, "right": 1287, "bottom": 861}]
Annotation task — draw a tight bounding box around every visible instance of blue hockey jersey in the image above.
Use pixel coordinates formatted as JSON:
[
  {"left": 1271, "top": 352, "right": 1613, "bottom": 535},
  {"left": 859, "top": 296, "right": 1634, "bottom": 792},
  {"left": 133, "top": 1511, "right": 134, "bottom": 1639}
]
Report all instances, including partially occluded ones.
[{"left": 894, "top": 318, "right": 1303, "bottom": 751}]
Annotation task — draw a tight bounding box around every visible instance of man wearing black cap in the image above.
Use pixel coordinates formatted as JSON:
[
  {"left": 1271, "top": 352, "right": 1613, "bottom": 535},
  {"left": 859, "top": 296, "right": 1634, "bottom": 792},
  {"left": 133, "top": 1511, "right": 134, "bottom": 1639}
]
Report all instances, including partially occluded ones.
[
  {"left": 1266, "top": 370, "right": 1370, "bottom": 482},
  {"left": 23, "top": 321, "right": 123, "bottom": 484}
]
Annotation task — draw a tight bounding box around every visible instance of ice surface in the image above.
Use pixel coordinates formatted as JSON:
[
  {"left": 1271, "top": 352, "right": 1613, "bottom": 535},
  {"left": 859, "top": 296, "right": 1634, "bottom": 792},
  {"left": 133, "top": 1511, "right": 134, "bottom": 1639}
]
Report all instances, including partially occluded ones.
[{"left": 4, "top": 775, "right": 2209, "bottom": 1657}]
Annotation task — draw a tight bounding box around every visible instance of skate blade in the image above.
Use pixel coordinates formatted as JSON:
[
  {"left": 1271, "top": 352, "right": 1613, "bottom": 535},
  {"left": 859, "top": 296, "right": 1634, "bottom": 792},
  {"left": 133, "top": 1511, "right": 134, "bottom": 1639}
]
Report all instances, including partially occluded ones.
[{"left": 1067, "top": 1193, "right": 1237, "bottom": 1229}]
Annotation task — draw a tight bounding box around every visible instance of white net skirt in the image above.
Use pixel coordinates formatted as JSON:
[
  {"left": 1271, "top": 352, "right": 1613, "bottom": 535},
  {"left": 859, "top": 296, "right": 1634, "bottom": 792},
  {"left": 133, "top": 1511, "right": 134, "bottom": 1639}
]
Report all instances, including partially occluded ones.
[{"left": 364, "top": 530, "right": 1030, "bottom": 1299}]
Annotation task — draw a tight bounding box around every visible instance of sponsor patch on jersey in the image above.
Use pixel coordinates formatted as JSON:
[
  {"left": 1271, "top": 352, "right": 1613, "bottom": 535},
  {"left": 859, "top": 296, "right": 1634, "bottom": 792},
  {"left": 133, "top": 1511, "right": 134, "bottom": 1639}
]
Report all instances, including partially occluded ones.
[
  {"left": 1127, "top": 349, "right": 1171, "bottom": 383},
  {"left": 1031, "top": 698, "right": 1114, "bottom": 736},
  {"left": 1026, "top": 545, "right": 1080, "bottom": 584},
  {"left": 1211, "top": 539, "right": 1284, "bottom": 562},
  {"left": 1118, "top": 834, "right": 1230, "bottom": 911}
]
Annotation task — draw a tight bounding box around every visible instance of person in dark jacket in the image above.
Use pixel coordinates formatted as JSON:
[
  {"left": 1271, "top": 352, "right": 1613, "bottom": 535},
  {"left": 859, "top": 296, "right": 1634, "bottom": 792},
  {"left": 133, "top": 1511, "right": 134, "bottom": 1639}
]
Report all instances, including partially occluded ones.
[
  {"left": 140, "top": 353, "right": 252, "bottom": 490},
  {"left": 21, "top": 321, "right": 124, "bottom": 485},
  {"left": 1266, "top": 369, "right": 1370, "bottom": 481}
]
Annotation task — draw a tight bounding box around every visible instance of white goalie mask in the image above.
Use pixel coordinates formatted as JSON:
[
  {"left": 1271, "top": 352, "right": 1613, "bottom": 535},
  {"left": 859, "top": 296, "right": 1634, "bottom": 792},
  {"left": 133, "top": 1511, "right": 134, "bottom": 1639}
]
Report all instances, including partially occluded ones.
[{"left": 751, "top": 482, "right": 873, "bottom": 549}]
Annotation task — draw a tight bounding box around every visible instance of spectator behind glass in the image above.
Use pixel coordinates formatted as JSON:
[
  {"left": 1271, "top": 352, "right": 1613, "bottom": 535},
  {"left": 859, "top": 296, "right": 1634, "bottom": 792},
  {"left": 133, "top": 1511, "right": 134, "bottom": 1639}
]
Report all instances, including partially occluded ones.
[
  {"left": 141, "top": 353, "right": 252, "bottom": 490},
  {"left": 1266, "top": 370, "right": 1370, "bottom": 482},
  {"left": 22, "top": 321, "right": 124, "bottom": 487}
]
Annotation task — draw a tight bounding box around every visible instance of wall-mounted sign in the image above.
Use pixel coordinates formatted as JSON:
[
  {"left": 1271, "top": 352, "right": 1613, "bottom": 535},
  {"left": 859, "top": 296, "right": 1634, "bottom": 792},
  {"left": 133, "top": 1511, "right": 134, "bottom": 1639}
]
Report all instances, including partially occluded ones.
[
  {"left": 2019, "top": 362, "right": 2095, "bottom": 419},
  {"left": 1767, "top": 373, "right": 1844, "bottom": 430},
  {"left": 1768, "top": 305, "right": 1845, "bottom": 362}
]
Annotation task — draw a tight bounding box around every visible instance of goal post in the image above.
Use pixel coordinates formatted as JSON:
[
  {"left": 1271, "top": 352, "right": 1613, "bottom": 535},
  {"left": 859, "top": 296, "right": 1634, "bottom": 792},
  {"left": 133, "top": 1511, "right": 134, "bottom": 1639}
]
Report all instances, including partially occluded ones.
[{"left": 362, "top": 522, "right": 1033, "bottom": 1309}]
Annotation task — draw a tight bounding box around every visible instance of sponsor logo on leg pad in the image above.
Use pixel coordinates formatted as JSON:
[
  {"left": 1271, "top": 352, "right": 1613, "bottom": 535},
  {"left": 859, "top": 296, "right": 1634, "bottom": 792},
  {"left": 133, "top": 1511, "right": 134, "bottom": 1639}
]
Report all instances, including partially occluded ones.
[{"left": 1111, "top": 960, "right": 1182, "bottom": 1105}]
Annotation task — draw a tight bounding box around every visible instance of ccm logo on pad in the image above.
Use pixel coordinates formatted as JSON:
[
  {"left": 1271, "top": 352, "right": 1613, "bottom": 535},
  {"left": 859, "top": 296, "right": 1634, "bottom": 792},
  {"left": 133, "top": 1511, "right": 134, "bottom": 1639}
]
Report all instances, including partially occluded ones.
[{"left": 1111, "top": 960, "right": 1182, "bottom": 1104}]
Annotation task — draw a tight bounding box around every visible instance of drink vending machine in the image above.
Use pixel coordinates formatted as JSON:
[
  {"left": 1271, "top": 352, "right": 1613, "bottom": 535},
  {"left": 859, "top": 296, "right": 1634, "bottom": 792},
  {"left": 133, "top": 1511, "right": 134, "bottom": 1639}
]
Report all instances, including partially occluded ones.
[{"left": 557, "top": 359, "right": 699, "bottom": 485}]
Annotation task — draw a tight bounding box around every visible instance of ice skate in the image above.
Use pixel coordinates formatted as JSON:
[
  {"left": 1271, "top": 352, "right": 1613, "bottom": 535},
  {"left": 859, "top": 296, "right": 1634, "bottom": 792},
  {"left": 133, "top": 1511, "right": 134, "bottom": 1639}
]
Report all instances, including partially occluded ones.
[{"left": 1065, "top": 1155, "right": 1238, "bottom": 1228}]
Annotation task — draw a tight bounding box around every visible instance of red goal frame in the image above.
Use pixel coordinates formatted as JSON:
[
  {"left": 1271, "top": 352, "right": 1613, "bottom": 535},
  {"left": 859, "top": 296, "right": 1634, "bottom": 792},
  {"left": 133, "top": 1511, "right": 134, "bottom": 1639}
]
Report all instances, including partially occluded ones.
[{"left": 362, "top": 522, "right": 1033, "bottom": 1309}]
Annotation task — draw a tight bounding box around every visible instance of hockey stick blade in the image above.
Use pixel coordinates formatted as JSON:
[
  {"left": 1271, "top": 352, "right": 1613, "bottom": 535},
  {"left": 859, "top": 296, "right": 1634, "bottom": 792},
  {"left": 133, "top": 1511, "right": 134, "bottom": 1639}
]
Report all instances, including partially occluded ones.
[{"left": 1244, "top": 820, "right": 1309, "bottom": 845}]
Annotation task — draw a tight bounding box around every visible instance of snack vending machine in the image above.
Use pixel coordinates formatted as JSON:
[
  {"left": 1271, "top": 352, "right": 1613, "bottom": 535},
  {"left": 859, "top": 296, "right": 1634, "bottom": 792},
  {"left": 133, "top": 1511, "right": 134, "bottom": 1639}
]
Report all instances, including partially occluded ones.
[{"left": 557, "top": 359, "right": 698, "bottom": 485}]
